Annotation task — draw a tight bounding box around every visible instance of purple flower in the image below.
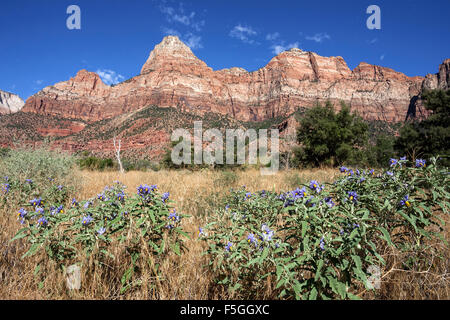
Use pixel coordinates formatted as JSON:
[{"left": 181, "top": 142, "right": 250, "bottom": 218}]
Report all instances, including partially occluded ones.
[
  {"left": 83, "top": 201, "right": 91, "bottom": 209},
  {"left": 82, "top": 215, "right": 93, "bottom": 226},
  {"left": 97, "top": 193, "right": 106, "bottom": 201},
  {"left": 339, "top": 166, "right": 348, "bottom": 173},
  {"left": 30, "top": 198, "right": 42, "bottom": 207},
  {"left": 386, "top": 171, "right": 394, "bottom": 176},
  {"left": 25, "top": 179, "right": 33, "bottom": 184},
  {"left": 225, "top": 242, "right": 233, "bottom": 252},
  {"left": 261, "top": 224, "right": 274, "bottom": 241},
  {"left": 415, "top": 159, "right": 426, "bottom": 168},
  {"left": 97, "top": 227, "right": 106, "bottom": 235},
  {"left": 116, "top": 192, "right": 125, "bottom": 202},
  {"left": 310, "top": 180, "right": 324, "bottom": 193},
  {"left": 72, "top": 198, "right": 78, "bottom": 207},
  {"left": 198, "top": 227, "right": 205, "bottom": 237},
  {"left": 162, "top": 192, "right": 170, "bottom": 203},
  {"left": 348, "top": 191, "right": 358, "bottom": 203},
  {"left": 167, "top": 209, "right": 180, "bottom": 229},
  {"left": 1, "top": 183, "right": 10, "bottom": 194},
  {"left": 324, "top": 197, "right": 335, "bottom": 208},
  {"left": 17, "top": 208, "right": 27, "bottom": 223},
  {"left": 400, "top": 195, "right": 411, "bottom": 207},
  {"left": 389, "top": 158, "right": 398, "bottom": 167},
  {"left": 37, "top": 216, "right": 48, "bottom": 227},
  {"left": 247, "top": 233, "right": 257, "bottom": 246},
  {"left": 319, "top": 237, "right": 325, "bottom": 250}
]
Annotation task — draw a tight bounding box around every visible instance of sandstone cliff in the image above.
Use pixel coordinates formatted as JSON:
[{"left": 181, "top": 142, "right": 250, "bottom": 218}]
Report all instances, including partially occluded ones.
[
  {"left": 23, "top": 36, "right": 442, "bottom": 123},
  {"left": 0, "top": 90, "right": 24, "bottom": 114}
]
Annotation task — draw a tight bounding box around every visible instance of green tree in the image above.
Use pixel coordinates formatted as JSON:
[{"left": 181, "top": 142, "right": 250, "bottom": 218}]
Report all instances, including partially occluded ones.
[
  {"left": 395, "top": 89, "right": 450, "bottom": 165},
  {"left": 295, "top": 101, "right": 368, "bottom": 167}
]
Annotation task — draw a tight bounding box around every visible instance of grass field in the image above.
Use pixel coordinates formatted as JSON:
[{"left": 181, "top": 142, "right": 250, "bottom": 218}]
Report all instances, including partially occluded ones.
[{"left": 1, "top": 168, "right": 448, "bottom": 300}]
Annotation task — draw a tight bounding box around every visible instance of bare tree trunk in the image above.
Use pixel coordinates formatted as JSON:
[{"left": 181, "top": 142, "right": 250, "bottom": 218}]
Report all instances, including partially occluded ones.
[{"left": 113, "top": 136, "right": 125, "bottom": 174}]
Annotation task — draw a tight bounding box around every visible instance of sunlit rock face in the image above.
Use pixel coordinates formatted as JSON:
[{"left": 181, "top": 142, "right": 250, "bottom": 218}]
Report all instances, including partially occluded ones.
[
  {"left": 23, "top": 35, "right": 446, "bottom": 123},
  {"left": 0, "top": 90, "right": 24, "bottom": 114}
]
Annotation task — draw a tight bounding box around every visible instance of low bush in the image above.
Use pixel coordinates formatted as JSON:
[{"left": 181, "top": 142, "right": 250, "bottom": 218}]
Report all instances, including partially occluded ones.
[{"left": 201, "top": 157, "right": 449, "bottom": 299}]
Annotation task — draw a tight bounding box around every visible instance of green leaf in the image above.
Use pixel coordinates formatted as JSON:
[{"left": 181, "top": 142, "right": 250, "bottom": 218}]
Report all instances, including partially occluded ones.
[{"left": 309, "top": 287, "right": 318, "bottom": 300}]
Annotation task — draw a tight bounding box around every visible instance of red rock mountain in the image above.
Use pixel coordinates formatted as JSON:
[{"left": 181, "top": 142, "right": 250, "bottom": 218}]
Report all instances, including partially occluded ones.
[{"left": 22, "top": 36, "right": 446, "bottom": 123}]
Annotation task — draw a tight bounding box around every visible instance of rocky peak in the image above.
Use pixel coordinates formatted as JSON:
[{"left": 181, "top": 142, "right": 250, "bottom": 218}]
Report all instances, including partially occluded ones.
[
  {"left": 0, "top": 90, "right": 24, "bottom": 114},
  {"left": 140, "top": 35, "right": 207, "bottom": 74},
  {"left": 422, "top": 59, "right": 450, "bottom": 91},
  {"left": 51, "top": 69, "right": 111, "bottom": 96}
]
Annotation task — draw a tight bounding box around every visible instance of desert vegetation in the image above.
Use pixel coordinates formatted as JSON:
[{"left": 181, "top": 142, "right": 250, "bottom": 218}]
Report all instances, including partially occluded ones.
[{"left": 0, "top": 146, "right": 448, "bottom": 300}]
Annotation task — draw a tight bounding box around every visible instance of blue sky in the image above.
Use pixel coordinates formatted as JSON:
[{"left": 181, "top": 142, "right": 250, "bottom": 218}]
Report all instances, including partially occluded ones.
[{"left": 1, "top": 0, "right": 449, "bottom": 100}]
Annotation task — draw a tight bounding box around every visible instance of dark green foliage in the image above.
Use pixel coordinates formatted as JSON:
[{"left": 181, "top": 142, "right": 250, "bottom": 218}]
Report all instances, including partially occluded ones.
[
  {"left": 0, "top": 147, "right": 9, "bottom": 158},
  {"left": 77, "top": 155, "right": 115, "bottom": 171},
  {"left": 395, "top": 89, "right": 450, "bottom": 166},
  {"left": 367, "top": 134, "right": 396, "bottom": 167},
  {"left": 295, "top": 101, "right": 368, "bottom": 167}
]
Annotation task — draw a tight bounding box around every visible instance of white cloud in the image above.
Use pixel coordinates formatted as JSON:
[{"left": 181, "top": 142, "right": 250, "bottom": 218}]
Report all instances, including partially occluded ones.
[
  {"left": 96, "top": 69, "right": 125, "bottom": 86},
  {"left": 184, "top": 33, "right": 203, "bottom": 49},
  {"left": 368, "top": 38, "right": 378, "bottom": 44},
  {"left": 229, "top": 24, "right": 258, "bottom": 44},
  {"left": 380, "top": 54, "right": 385, "bottom": 61},
  {"left": 160, "top": 4, "right": 204, "bottom": 32},
  {"left": 266, "top": 32, "right": 280, "bottom": 41},
  {"left": 305, "top": 32, "right": 331, "bottom": 43},
  {"left": 270, "top": 42, "right": 300, "bottom": 55},
  {"left": 35, "top": 80, "right": 43, "bottom": 85}
]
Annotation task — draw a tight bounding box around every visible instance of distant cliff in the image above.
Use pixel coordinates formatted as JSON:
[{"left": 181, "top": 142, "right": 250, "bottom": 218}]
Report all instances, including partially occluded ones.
[{"left": 23, "top": 35, "right": 443, "bottom": 124}]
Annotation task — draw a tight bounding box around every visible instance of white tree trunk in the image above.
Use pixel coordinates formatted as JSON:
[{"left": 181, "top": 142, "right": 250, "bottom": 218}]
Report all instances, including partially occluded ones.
[{"left": 113, "top": 136, "right": 125, "bottom": 174}]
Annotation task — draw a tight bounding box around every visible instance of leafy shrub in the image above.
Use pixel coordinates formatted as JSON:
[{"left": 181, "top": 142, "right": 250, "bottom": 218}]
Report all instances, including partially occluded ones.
[
  {"left": 201, "top": 157, "right": 448, "bottom": 299},
  {"left": 77, "top": 156, "right": 115, "bottom": 171},
  {"left": 0, "top": 147, "right": 78, "bottom": 212},
  {"left": 10, "top": 181, "right": 189, "bottom": 295}
]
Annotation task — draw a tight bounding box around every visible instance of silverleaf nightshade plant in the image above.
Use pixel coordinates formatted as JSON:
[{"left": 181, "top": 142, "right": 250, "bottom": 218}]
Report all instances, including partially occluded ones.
[
  {"left": 10, "top": 181, "right": 189, "bottom": 295},
  {"left": 201, "top": 156, "right": 448, "bottom": 300}
]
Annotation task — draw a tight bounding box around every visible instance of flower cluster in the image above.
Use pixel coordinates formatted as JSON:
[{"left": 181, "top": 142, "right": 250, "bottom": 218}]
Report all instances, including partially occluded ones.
[
  {"left": 50, "top": 205, "right": 64, "bottom": 215},
  {"left": 137, "top": 184, "right": 157, "bottom": 199},
  {"left": 280, "top": 187, "right": 307, "bottom": 207},
  {"left": 30, "top": 197, "right": 43, "bottom": 207},
  {"left": 1, "top": 183, "right": 10, "bottom": 194}
]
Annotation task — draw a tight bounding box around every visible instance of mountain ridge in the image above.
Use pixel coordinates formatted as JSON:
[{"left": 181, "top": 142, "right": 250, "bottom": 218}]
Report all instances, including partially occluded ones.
[{"left": 22, "top": 35, "right": 447, "bottom": 124}]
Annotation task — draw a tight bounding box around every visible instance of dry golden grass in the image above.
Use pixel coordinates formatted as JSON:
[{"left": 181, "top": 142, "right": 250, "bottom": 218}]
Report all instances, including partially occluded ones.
[{"left": 0, "top": 168, "right": 448, "bottom": 300}]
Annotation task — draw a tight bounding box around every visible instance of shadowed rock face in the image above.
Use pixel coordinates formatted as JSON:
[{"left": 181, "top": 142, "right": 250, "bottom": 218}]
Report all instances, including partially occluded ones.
[
  {"left": 407, "top": 59, "right": 450, "bottom": 120},
  {"left": 0, "top": 90, "right": 24, "bottom": 114},
  {"left": 22, "top": 36, "right": 444, "bottom": 123}
]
